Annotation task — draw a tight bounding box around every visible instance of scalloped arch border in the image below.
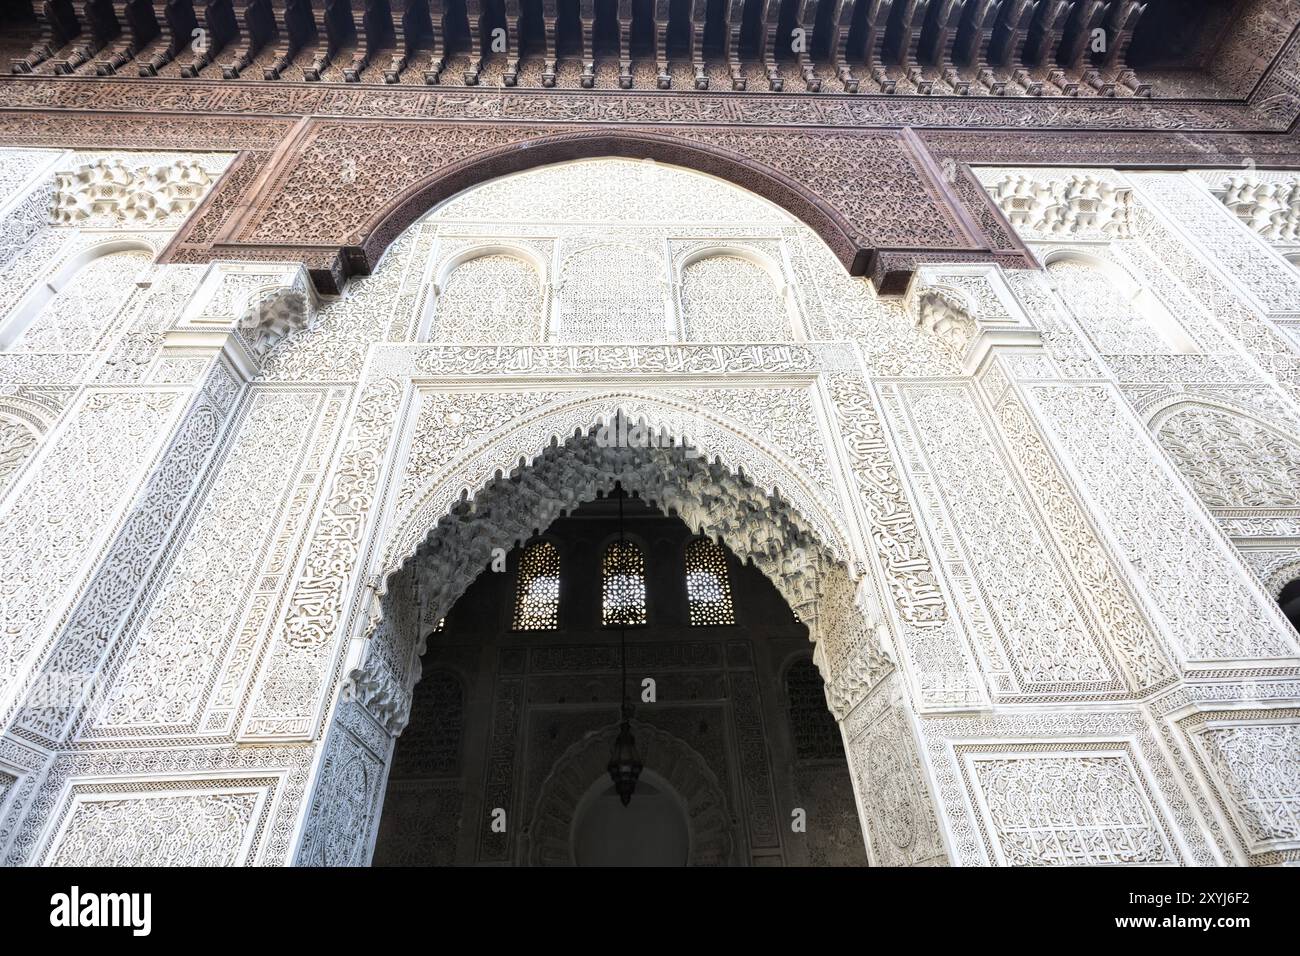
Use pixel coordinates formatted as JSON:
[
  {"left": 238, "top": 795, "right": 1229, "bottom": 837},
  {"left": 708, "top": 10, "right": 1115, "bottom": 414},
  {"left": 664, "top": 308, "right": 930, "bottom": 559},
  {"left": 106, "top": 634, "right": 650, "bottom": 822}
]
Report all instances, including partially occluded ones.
[{"left": 377, "top": 388, "right": 854, "bottom": 586}]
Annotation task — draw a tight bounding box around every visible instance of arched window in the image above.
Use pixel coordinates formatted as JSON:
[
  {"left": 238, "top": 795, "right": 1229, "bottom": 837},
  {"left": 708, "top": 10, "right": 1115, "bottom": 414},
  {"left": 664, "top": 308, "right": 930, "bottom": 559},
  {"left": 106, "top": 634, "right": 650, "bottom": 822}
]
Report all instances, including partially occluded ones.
[
  {"left": 512, "top": 541, "right": 560, "bottom": 630},
  {"left": 1281, "top": 579, "right": 1300, "bottom": 634},
  {"left": 685, "top": 537, "right": 735, "bottom": 625},
  {"left": 681, "top": 253, "right": 792, "bottom": 342},
  {"left": 602, "top": 540, "right": 647, "bottom": 627},
  {"left": 786, "top": 657, "right": 844, "bottom": 761}
]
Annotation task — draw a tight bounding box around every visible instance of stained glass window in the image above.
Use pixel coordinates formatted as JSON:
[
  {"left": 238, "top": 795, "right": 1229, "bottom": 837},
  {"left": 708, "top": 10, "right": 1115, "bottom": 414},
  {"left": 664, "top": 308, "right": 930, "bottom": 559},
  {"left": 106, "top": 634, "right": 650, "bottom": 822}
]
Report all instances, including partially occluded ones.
[
  {"left": 685, "top": 538, "right": 735, "bottom": 626},
  {"left": 602, "top": 540, "right": 647, "bottom": 627},
  {"left": 512, "top": 541, "right": 560, "bottom": 630}
]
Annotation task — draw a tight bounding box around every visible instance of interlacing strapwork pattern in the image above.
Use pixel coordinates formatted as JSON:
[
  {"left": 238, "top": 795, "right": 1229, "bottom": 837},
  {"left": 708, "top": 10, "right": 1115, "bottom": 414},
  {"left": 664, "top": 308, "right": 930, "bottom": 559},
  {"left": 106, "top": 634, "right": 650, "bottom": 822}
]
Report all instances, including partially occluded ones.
[
  {"left": 9, "top": 251, "right": 151, "bottom": 352},
  {"left": 432, "top": 255, "right": 544, "bottom": 343},
  {"left": 602, "top": 540, "right": 647, "bottom": 628},
  {"left": 512, "top": 541, "right": 561, "bottom": 631},
  {"left": 1047, "top": 259, "right": 1180, "bottom": 355},
  {"left": 681, "top": 256, "right": 791, "bottom": 342},
  {"left": 1157, "top": 407, "right": 1300, "bottom": 509},
  {"left": 685, "top": 537, "right": 735, "bottom": 626}
]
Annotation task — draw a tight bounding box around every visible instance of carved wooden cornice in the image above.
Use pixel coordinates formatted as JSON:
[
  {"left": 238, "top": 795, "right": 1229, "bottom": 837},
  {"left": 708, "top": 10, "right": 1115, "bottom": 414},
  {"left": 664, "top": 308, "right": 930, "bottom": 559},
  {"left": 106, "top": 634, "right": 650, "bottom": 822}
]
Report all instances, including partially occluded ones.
[{"left": 2, "top": 5, "right": 1297, "bottom": 296}]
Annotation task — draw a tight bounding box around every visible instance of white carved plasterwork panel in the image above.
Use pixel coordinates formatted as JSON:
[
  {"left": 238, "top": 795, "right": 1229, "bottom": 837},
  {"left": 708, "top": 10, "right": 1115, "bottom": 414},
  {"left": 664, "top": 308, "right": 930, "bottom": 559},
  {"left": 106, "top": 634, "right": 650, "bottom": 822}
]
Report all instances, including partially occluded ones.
[
  {"left": 1102, "top": 235, "right": 1235, "bottom": 356},
  {"left": 920, "top": 708, "right": 1218, "bottom": 867},
  {"left": 387, "top": 386, "right": 851, "bottom": 588},
  {"left": 394, "top": 389, "right": 566, "bottom": 516},
  {"left": 240, "top": 373, "right": 405, "bottom": 741},
  {"left": 1002, "top": 269, "right": 1102, "bottom": 380},
  {"left": 294, "top": 700, "right": 389, "bottom": 866},
  {"left": 842, "top": 675, "right": 947, "bottom": 866},
  {"left": 892, "top": 382, "right": 1122, "bottom": 695},
  {"left": 3, "top": 743, "right": 313, "bottom": 866},
  {"left": 1155, "top": 405, "right": 1300, "bottom": 509},
  {"left": 10, "top": 360, "right": 243, "bottom": 743},
  {"left": 1179, "top": 710, "right": 1300, "bottom": 863},
  {"left": 0, "top": 414, "right": 39, "bottom": 503},
  {"left": 197, "top": 388, "right": 350, "bottom": 737},
  {"left": 1047, "top": 258, "right": 1182, "bottom": 355},
  {"left": 1025, "top": 384, "right": 1300, "bottom": 664},
  {"left": 961, "top": 747, "right": 1180, "bottom": 866},
  {"left": 1129, "top": 172, "right": 1300, "bottom": 321},
  {"left": 429, "top": 254, "right": 545, "bottom": 343},
  {"left": 9, "top": 250, "right": 151, "bottom": 353},
  {"left": 43, "top": 785, "right": 270, "bottom": 867},
  {"left": 97, "top": 264, "right": 209, "bottom": 385},
  {"left": 680, "top": 255, "right": 792, "bottom": 342},
  {"left": 977, "top": 167, "right": 1135, "bottom": 241},
  {"left": 828, "top": 376, "right": 985, "bottom": 711},
  {"left": 556, "top": 241, "right": 666, "bottom": 343},
  {"left": 49, "top": 152, "right": 231, "bottom": 229},
  {"left": 0, "top": 180, "right": 55, "bottom": 276},
  {"left": 0, "top": 228, "right": 70, "bottom": 335},
  {"left": 0, "top": 148, "right": 62, "bottom": 208},
  {"left": 992, "top": 393, "right": 1175, "bottom": 691},
  {"left": 430, "top": 158, "right": 791, "bottom": 226},
  {"left": 0, "top": 389, "right": 182, "bottom": 711},
  {"left": 256, "top": 228, "right": 433, "bottom": 382},
  {"left": 1197, "top": 170, "right": 1300, "bottom": 245},
  {"left": 1124, "top": 190, "right": 1300, "bottom": 403},
  {"left": 92, "top": 390, "right": 324, "bottom": 734}
]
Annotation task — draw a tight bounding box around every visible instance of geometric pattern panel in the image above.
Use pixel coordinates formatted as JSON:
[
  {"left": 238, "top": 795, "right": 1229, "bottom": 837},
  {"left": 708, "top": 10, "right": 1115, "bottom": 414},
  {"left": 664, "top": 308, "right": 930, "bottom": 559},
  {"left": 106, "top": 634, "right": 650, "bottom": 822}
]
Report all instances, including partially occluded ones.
[
  {"left": 42, "top": 782, "right": 274, "bottom": 867},
  {"left": 602, "top": 540, "right": 648, "bottom": 628},
  {"left": 961, "top": 746, "right": 1179, "bottom": 866},
  {"left": 682, "top": 255, "right": 792, "bottom": 342},
  {"left": 512, "top": 541, "right": 561, "bottom": 631},
  {"left": 432, "top": 254, "right": 544, "bottom": 344}
]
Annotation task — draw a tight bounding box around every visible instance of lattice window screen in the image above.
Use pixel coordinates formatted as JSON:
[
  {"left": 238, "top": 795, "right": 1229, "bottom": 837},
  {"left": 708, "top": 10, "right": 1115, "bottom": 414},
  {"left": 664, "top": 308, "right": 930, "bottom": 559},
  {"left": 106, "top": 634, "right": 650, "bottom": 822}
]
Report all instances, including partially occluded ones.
[
  {"left": 602, "top": 540, "right": 647, "bottom": 627},
  {"left": 512, "top": 541, "right": 560, "bottom": 630},
  {"left": 685, "top": 537, "right": 735, "bottom": 626}
]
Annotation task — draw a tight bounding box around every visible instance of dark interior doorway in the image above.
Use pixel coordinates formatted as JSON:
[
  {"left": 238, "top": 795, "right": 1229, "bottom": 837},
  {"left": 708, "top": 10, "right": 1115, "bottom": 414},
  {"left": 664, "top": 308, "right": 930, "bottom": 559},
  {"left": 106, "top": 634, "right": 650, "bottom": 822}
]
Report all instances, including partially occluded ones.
[{"left": 371, "top": 489, "right": 867, "bottom": 866}]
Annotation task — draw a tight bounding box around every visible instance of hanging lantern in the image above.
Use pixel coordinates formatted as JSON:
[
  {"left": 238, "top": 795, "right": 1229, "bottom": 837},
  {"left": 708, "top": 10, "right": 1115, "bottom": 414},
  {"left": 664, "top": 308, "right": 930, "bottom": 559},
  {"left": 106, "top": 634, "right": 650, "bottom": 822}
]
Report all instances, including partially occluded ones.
[{"left": 607, "top": 703, "right": 643, "bottom": 806}]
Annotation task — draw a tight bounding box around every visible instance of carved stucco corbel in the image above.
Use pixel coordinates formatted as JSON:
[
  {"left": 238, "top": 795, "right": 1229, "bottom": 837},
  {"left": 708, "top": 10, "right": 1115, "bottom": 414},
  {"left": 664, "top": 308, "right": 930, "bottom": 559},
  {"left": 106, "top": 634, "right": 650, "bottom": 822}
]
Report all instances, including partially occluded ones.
[
  {"left": 169, "top": 261, "right": 320, "bottom": 376},
  {"left": 905, "top": 264, "right": 1043, "bottom": 374}
]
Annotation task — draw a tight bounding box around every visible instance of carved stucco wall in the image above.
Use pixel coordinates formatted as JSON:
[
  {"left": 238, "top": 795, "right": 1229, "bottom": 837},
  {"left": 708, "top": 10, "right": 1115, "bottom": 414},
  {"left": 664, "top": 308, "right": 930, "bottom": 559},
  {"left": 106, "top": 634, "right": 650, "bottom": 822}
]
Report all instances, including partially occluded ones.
[{"left": 0, "top": 151, "right": 1297, "bottom": 867}]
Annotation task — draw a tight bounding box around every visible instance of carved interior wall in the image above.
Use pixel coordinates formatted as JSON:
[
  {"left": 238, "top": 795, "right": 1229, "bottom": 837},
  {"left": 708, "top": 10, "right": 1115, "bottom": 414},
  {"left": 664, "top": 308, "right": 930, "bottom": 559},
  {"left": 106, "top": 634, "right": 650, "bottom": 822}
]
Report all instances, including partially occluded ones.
[{"left": 0, "top": 146, "right": 1298, "bottom": 867}]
